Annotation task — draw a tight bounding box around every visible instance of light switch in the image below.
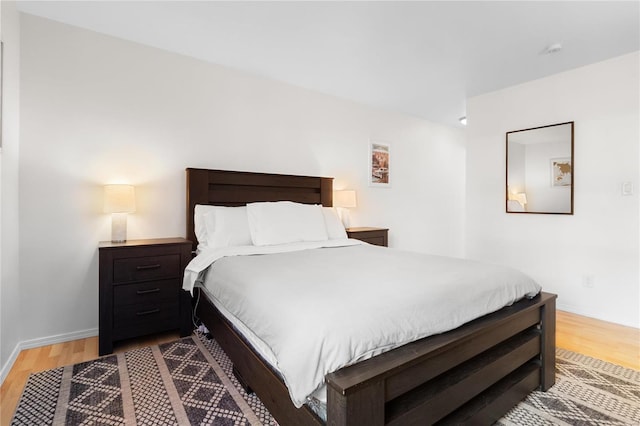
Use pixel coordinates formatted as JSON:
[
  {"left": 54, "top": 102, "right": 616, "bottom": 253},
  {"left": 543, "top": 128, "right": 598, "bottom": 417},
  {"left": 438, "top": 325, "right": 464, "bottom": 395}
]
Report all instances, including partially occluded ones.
[{"left": 622, "top": 182, "right": 634, "bottom": 196}]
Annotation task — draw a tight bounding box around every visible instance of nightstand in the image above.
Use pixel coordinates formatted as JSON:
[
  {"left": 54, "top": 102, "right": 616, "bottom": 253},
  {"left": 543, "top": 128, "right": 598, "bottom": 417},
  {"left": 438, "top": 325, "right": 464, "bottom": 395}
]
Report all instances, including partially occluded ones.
[
  {"left": 98, "top": 237, "right": 192, "bottom": 355},
  {"left": 346, "top": 227, "right": 389, "bottom": 247}
]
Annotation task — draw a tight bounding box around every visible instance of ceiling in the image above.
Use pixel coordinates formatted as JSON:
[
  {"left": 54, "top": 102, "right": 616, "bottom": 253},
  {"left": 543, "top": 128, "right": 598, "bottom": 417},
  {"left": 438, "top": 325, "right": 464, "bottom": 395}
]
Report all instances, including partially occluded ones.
[{"left": 16, "top": 1, "right": 640, "bottom": 127}]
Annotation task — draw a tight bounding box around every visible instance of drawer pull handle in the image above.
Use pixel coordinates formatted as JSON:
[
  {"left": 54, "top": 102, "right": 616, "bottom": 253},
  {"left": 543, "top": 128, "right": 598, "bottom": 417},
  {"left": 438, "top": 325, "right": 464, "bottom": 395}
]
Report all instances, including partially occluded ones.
[
  {"left": 136, "top": 264, "right": 161, "bottom": 271},
  {"left": 136, "top": 308, "right": 160, "bottom": 316},
  {"left": 136, "top": 288, "right": 160, "bottom": 295}
]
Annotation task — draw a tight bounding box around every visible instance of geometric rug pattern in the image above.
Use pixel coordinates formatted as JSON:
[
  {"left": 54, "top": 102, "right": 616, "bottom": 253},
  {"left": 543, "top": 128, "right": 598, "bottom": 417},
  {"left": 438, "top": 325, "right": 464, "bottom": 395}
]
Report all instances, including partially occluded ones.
[
  {"left": 12, "top": 336, "right": 639, "bottom": 425},
  {"left": 196, "top": 336, "right": 277, "bottom": 425},
  {"left": 11, "top": 335, "right": 269, "bottom": 425},
  {"left": 497, "top": 348, "right": 640, "bottom": 425},
  {"left": 64, "top": 354, "right": 123, "bottom": 424}
]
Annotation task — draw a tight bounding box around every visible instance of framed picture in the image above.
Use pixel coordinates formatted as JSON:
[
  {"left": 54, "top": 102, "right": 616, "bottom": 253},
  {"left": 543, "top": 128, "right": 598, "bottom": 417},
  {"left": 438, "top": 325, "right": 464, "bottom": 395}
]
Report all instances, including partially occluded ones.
[
  {"left": 551, "top": 157, "right": 571, "bottom": 187},
  {"left": 369, "top": 141, "right": 391, "bottom": 187}
]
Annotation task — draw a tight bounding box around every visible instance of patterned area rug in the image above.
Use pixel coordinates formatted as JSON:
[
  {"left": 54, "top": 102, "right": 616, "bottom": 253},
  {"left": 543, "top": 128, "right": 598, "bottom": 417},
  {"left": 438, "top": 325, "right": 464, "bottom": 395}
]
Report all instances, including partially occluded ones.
[
  {"left": 11, "top": 335, "right": 275, "bottom": 425},
  {"left": 498, "top": 348, "right": 640, "bottom": 425},
  {"left": 11, "top": 336, "right": 640, "bottom": 425}
]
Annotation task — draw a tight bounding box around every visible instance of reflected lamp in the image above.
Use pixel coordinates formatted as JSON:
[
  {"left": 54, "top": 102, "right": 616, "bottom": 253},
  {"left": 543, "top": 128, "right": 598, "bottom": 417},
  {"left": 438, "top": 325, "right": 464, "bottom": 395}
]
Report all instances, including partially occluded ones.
[{"left": 515, "top": 193, "right": 528, "bottom": 207}]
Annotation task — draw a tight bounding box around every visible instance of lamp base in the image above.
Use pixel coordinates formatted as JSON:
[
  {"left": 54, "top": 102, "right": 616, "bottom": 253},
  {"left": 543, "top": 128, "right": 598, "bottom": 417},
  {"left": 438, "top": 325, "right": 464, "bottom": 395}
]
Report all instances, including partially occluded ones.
[{"left": 111, "top": 213, "right": 128, "bottom": 243}]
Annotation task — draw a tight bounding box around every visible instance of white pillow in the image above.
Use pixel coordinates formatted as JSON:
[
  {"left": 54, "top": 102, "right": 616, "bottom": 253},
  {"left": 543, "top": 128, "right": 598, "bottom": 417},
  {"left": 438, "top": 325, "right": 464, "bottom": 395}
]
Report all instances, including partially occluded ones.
[
  {"left": 247, "top": 201, "right": 329, "bottom": 246},
  {"left": 322, "top": 207, "right": 347, "bottom": 240},
  {"left": 204, "top": 206, "right": 253, "bottom": 249},
  {"left": 194, "top": 204, "right": 218, "bottom": 249}
]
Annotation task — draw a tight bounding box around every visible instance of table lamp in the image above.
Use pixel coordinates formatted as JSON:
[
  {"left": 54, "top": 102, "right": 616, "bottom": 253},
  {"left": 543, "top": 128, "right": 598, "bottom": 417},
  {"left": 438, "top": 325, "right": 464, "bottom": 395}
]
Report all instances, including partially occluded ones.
[
  {"left": 333, "top": 190, "right": 357, "bottom": 228},
  {"left": 104, "top": 184, "right": 136, "bottom": 243}
]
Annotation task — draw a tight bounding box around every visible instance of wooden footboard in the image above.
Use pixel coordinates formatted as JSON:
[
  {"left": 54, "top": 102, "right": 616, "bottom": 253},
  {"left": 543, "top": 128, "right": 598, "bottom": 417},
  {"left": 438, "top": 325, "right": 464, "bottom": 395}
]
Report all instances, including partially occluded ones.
[{"left": 197, "top": 291, "right": 556, "bottom": 426}]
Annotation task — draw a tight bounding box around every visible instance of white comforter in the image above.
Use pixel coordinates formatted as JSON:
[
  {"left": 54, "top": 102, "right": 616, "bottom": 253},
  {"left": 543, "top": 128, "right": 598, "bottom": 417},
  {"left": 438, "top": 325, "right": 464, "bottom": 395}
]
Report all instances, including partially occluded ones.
[{"left": 183, "top": 241, "right": 541, "bottom": 408}]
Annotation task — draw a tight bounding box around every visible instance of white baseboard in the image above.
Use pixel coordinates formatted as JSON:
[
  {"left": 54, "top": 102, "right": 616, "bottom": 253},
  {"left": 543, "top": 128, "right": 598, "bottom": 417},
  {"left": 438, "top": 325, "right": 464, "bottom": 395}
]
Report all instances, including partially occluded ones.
[
  {"left": 18, "top": 328, "right": 99, "bottom": 350},
  {"left": 556, "top": 302, "right": 639, "bottom": 329},
  {"left": 0, "top": 343, "right": 22, "bottom": 385},
  {"left": 0, "top": 328, "right": 98, "bottom": 385}
]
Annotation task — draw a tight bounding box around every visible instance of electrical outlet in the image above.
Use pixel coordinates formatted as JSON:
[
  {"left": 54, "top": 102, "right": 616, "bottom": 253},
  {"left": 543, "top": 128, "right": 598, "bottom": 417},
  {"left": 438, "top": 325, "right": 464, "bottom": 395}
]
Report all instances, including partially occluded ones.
[{"left": 582, "top": 275, "right": 595, "bottom": 288}]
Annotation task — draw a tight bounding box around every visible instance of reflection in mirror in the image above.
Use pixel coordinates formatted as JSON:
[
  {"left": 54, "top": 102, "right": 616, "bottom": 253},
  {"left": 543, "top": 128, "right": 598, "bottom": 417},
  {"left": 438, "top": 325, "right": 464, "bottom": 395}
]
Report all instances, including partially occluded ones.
[{"left": 506, "top": 122, "right": 574, "bottom": 214}]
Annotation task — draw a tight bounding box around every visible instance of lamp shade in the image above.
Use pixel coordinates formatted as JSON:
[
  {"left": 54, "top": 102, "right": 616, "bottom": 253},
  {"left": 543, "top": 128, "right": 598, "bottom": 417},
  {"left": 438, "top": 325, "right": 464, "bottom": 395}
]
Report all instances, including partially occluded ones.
[
  {"left": 515, "top": 192, "right": 528, "bottom": 205},
  {"left": 334, "top": 190, "right": 357, "bottom": 208},
  {"left": 104, "top": 185, "right": 136, "bottom": 213}
]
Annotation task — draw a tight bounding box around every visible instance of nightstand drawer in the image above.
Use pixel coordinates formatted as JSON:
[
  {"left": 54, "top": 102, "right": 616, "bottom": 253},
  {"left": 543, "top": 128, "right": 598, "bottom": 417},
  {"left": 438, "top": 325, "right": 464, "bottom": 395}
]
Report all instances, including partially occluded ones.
[
  {"left": 357, "top": 236, "right": 387, "bottom": 246},
  {"left": 113, "top": 254, "right": 181, "bottom": 283},
  {"left": 113, "top": 279, "right": 179, "bottom": 307},
  {"left": 112, "top": 301, "right": 179, "bottom": 340},
  {"left": 113, "top": 300, "right": 178, "bottom": 327}
]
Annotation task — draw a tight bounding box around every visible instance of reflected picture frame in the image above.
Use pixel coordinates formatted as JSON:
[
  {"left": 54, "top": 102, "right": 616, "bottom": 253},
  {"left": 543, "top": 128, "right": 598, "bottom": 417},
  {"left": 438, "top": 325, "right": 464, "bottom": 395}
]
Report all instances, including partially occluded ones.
[{"left": 550, "top": 157, "right": 572, "bottom": 187}]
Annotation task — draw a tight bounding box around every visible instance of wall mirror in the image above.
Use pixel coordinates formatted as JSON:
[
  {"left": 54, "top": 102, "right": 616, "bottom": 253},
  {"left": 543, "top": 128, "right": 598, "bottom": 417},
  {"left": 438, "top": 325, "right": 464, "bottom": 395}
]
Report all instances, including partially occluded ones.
[{"left": 506, "top": 121, "right": 574, "bottom": 214}]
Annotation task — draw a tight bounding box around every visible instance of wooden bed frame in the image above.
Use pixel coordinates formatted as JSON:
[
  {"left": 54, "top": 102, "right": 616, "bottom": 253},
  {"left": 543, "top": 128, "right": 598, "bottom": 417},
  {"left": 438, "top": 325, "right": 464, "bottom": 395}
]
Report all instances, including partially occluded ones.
[{"left": 186, "top": 167, "right": 557, "bottom": 425}]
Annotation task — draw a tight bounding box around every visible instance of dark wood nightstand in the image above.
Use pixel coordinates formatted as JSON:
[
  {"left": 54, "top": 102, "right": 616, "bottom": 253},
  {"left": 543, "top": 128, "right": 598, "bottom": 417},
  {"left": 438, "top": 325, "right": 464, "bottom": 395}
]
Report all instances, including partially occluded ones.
[
  {"left": 98, "top": 237, "right": 192, "bottom": 355},
  {"left": 346, "top": 227, "right": 389, "bottom": 247}
]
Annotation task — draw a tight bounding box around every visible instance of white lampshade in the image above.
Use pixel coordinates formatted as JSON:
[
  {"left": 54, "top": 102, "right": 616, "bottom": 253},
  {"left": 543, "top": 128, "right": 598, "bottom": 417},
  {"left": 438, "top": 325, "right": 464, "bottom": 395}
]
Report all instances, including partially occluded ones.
[
  {"left": 104, "top": 185, "right": 136, "bottom": 243},
  {"left": 333, "top": 190, "right": 357, "bottom": 228},
  {"left": 104, "top": 185, "right": 136, "bottom": 213},
  {"left": 515, "top": 192, "right": 528, "bottom": 205},
  {"left": 334, "top": 190, "right": 357, "bottom": 208}
]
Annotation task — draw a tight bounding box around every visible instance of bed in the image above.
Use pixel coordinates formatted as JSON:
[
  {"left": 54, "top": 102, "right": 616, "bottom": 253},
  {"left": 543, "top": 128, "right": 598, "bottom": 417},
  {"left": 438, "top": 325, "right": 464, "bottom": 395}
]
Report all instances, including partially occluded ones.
[{"left": 185, "top": 167, "right": 556, "bottom": 425}]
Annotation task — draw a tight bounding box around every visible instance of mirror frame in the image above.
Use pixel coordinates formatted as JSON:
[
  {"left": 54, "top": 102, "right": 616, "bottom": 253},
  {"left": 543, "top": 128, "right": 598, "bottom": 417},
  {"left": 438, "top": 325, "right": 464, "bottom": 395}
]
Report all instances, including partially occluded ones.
[{"left": 506, "top": 121, "right": 574, "bottom": 215}]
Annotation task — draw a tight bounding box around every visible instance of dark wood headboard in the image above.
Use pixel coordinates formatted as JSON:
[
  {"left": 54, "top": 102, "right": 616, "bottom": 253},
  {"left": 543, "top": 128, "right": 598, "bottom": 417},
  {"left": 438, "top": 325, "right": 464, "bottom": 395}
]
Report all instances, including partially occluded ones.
[{"left": 186, "top": 168, "right": 334, "bottom": 249}]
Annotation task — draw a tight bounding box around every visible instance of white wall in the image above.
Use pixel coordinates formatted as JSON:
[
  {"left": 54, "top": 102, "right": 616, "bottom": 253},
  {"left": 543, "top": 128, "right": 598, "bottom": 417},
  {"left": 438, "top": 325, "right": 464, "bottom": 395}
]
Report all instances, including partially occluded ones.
[
  {"left": 15, "top": 14, "right": 465, "bottom": 348},
  {"left": 0, "top": 1, "right": 22, "bottom": 382},
  {"left": 466, "top": 52, "right": 639, "bottom": 328}
]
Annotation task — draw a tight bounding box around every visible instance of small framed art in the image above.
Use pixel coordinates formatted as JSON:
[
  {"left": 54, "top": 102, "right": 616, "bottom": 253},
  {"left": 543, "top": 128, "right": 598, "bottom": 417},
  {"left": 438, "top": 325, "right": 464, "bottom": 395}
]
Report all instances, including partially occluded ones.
[
  {"left": 369, "top": 141, "right": 390, "bottom": 187},
  {"left": 551, "top": 157, "right": 571, "bottom": 187}
]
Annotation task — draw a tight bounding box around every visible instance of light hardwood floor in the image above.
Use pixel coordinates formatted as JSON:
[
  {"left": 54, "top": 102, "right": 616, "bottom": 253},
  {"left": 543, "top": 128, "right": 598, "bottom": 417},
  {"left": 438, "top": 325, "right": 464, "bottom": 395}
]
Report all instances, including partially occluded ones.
[
  {"left": 556, "top": 310, "right": 639, "bottom": 370},
  {"left": 1, "top": 312, "right": 639, "bottom": 424}
]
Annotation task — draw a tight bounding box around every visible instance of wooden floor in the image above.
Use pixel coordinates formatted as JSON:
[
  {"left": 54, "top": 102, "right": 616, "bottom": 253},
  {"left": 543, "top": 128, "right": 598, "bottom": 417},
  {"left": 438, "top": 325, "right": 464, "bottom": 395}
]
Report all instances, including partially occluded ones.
[
  {"left": 1, "top": 311, "right": 639, "bottom": 424},
  {"left": 556, "top": 310, "right": 639, "bottom": 370}
]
